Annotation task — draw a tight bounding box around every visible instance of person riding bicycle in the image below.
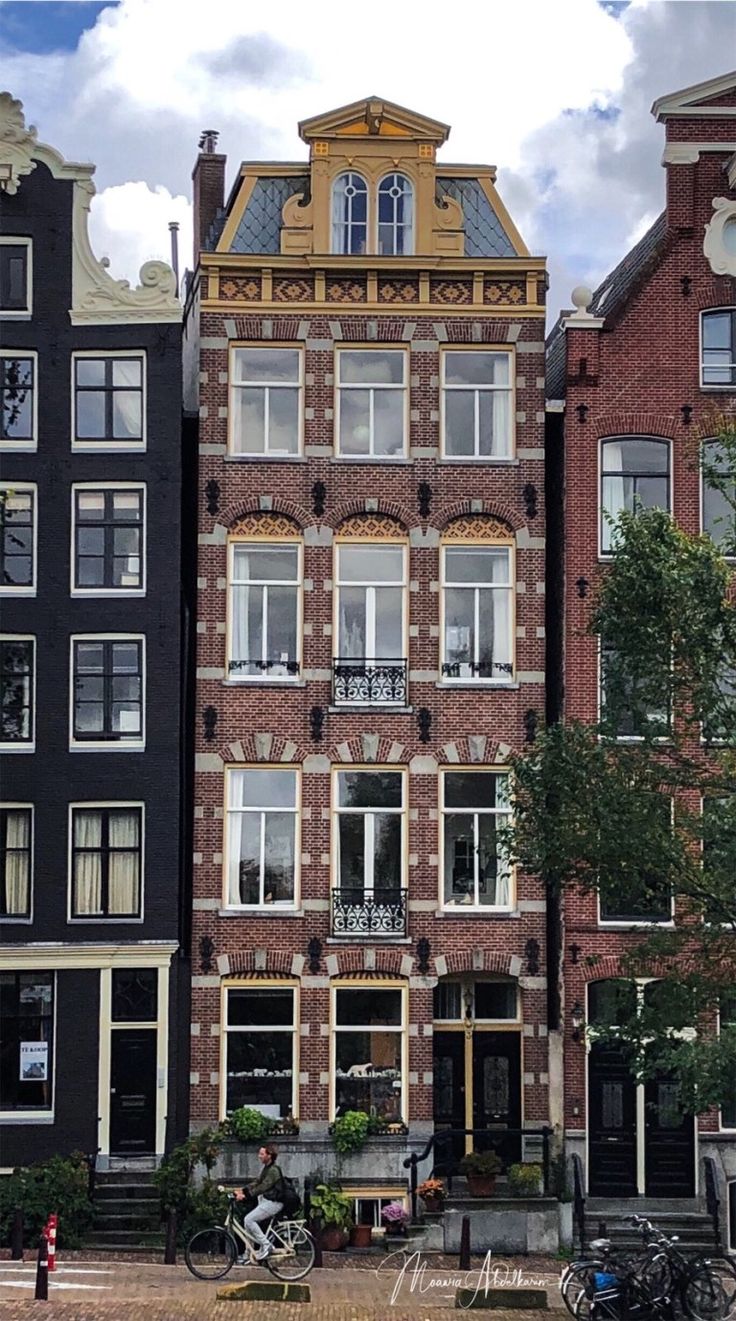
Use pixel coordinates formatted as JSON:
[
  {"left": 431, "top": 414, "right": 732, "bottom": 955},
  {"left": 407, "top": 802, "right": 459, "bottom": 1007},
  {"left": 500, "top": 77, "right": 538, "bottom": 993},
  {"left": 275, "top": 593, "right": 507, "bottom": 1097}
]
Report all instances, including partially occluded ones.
[{"left": 234, "top": 1142, "right": 284, "bottom": 1261}]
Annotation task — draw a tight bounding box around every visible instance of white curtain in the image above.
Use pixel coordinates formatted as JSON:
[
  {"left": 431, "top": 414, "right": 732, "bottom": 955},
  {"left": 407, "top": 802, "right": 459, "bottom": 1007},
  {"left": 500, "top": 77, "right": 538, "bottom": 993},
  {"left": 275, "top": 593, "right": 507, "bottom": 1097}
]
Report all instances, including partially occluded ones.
[
  {"left": 108, "top": 811, "right": 140, "bottom": 914},
  {"left": 74, "top": 811, "right": 102, "bottom": 914},
  {"left": 231, "top": 549, "right": 253, "bottom": 668},
  {"left": 4, "top": 811, "right": 29, "bottom": 915},
  {"left": 227, "top": 773, "right": 244, "bottom": 905}
]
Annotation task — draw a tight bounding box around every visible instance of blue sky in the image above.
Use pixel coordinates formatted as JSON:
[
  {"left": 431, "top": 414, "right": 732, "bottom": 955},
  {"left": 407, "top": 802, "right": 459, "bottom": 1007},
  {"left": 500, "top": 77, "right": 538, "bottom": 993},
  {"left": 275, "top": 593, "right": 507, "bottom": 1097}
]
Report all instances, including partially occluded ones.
[{"left": 0, "top": 0, "right": 732, "bottom": 320}]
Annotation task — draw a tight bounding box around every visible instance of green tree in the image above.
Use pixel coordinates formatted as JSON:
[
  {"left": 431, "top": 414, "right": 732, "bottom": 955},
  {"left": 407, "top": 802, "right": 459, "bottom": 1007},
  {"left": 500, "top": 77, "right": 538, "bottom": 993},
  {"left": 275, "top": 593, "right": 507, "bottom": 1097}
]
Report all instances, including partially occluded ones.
[{"left": 504, "top": 426, "right": 736, "bottom": 1114}]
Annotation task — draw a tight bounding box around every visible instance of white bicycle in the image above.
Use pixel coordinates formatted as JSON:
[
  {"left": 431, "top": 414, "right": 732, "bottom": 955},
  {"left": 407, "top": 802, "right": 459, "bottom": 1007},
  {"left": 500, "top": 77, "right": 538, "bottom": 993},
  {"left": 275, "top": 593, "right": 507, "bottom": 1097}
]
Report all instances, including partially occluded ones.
[{"left": 184, "top": 1192, "right": 315, "bottom": 1282}]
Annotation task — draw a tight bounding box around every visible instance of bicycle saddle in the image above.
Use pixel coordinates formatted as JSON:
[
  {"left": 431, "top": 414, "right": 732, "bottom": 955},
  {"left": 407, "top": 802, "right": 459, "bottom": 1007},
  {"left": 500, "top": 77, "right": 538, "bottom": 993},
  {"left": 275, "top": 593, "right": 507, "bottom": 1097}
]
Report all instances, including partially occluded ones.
[{"left": 589, "top": 1238, "right": 614, "bottom": 1253}]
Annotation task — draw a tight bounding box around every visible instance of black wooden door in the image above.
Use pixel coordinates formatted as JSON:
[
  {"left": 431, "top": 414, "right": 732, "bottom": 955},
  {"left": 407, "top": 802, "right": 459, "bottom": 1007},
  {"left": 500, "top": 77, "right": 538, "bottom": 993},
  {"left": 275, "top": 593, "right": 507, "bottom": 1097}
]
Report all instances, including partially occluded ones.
[
  {"left": 644, "top": 1074, "right": 695, "bottom": 1197},
  {"left": 472, "top": 1032, "right": 521, "bottom": 1167},
  {"left": 432, "top": 1031, "right": 465, "bottom": 1166},
  {"left": 110, "top": 1029, "right": 157, "bottom": 1155},
  {"left": 588, "top": 1042, "right": 637, "bottom": 1196}
]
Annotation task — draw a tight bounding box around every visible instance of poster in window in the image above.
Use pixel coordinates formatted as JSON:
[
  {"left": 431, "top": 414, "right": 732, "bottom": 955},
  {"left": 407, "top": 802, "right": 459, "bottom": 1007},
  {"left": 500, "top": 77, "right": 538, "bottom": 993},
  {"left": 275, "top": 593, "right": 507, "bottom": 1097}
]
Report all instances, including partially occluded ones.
[{"left": 20, "top": 1041, "right": 49, "bottom": 1082}]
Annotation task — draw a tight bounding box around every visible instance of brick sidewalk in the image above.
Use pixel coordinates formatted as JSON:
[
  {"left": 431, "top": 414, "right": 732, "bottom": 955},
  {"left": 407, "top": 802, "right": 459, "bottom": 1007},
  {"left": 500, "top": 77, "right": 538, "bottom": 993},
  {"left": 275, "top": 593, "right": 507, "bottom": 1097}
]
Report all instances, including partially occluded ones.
[{"left": 0, "top": 1257, "right": 563, "bottom": 1319}]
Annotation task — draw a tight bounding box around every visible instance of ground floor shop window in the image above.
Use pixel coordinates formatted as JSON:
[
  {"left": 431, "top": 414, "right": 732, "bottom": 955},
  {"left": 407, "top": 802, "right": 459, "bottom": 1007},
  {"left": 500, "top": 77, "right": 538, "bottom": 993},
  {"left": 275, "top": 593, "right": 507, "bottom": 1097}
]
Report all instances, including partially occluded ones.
[
  {"left": 332, "top": 983, "right": 405, "bottom": 1122},
  {"left": 224, "top": 983, "right": 296, "bottom": 1118},
  {"left": 0, "top": 971, "right": 53, "bottom": 1112}
]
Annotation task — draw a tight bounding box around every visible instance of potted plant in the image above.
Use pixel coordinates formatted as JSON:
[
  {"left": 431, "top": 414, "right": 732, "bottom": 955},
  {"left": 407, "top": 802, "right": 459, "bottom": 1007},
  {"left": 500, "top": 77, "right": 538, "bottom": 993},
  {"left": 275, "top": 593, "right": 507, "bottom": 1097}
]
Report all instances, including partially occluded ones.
[
  {"left": 309, "top": 1183, "right": 353, "bottom": 1251},
  {"left": 417, "top": 1177, "right": 445, "bottom": 1213},
  {"left": 349, "top": 1221, "right": 374, "bottom": 1248},
  {"left": 507, "top": 1162, "right": 542, "bottom": 1197},
  {"left": 227, "top": 1106, "right": 273, "bottom": 1144},
  {"left": 381, "top": 1200, "right": 411, "bottom": 1236},
  {"left": 459, "top": 1149, "right": 503, "bottom": 1197},
  {"left": 332, "top": 1110, "right": 371, "bottom": 1154}
]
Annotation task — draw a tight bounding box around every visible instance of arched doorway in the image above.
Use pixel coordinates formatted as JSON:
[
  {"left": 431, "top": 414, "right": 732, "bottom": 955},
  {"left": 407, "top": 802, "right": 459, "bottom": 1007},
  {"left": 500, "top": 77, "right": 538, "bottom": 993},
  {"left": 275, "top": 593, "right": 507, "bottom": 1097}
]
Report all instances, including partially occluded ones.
[
  {"left": 587, "top": 979, "right": 695, "bottom": 1197},
  {"left": 432, "top": 976, "right": 521, "bottom": 1169}
]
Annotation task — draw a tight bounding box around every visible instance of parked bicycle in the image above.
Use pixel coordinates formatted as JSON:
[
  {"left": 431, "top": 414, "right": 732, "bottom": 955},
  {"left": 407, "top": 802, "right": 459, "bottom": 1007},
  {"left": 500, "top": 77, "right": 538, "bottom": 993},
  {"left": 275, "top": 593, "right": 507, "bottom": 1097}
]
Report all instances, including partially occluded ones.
[{"left": 184, "top": 1190, "right": 315, "bottom": 1282}]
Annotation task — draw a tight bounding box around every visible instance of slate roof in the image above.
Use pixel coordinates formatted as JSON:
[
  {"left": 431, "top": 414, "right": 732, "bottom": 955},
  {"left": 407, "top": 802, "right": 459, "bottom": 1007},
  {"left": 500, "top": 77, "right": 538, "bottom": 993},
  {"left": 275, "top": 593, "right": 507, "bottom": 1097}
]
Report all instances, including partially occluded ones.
[
  {"left": 228, "top": 177, "right": 309, "bottom": 255},
  {"left": 436, "top": 177, "right": 516, "bottom": 258},
  {"left": 545, "top": 211, "right": 668, "bottom": 399}
]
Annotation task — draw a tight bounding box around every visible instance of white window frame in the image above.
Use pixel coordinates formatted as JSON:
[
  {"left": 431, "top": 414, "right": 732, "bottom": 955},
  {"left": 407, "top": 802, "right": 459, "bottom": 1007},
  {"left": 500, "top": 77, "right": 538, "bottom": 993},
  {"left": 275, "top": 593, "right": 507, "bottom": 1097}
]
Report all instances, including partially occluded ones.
[
  {"left": 0, "top": 802, "right": 34, "bottom": 924},
  {"left": 700, "top": 308, "right": 736, "bottom": 391},
  {"left": 331, "top": 172, "right": 369, "bottom": 256},
  {"left": 599, "top": 436, "right": 672, "bottom": 558},
  {"left": 220, "top": 979, "right": 299, "bottom": 1121},
  {"left": 332, "top": 767, "right": 406, "bottom": 901},
  {"left": 334, "top": 541, "right": 407, "bottom": 704},
  {"left": 440, "top": 769, "right": 514, "bottom": 912},
  {"left": 226, "top": 539, "right": 302, "bottom": 682},
  {"left": 67, "top": 801, "right": 145, "bottom": 924},
  {"left": 440, "top": 348, "right": 515, "bottom": 461},
  {"left": 597, "top": 638, "right": 671, "bottom": 743},
  {"left": 330, "top": 978, "right": 408, "bottom": 1123},
  {"left": 1, "top": 349, "right": 37, "bottom": 450},
  {"left": 345, "top": 1187, "right": 409, "bottom": 1230},
  {"left": 71, "top": 350, "right": 146, "bottom": 451},
  {"left": 0, "top": 237, "right": 32, "bottom": 320},
  {"left": 70, "top": 483, "right": 147, "bottom": 597},
  {"left": 377, "top": 173, "right": 414, "bottom": 256},
  {"left": 0, "top": 969, "right": 56, "bottom": 1122},
  {"left": 0, "top": 633, "right": 35, "bottom": 752},
  {"left": 440, "top": 541, "right": 515, "bottom": 684},
  {"left": 0, "top": 482, "right": 37, "bottom": 597},
  {"left": 223, "top": 766, "right": 300, "bottom": 911},
  {"left": 700, "top": 437, "right": 736, "bottom": 560},
  {"left": 335, "top": 348, "right": 408, "bottom": 459},
  {"left": 433, "top": 976, "right": 520, "bottom": 1022},
  {"left": 228, "top": 344, "right": 303, "bottom": 457},
  {"left": 69, "top": 633, "right": 146, "bottom": 751}
]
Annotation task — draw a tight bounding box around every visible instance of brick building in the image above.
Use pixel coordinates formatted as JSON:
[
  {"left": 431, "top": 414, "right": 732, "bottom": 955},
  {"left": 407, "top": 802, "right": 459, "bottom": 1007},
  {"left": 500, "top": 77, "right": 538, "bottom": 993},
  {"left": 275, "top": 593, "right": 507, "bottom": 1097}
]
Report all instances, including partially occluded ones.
[
  {"left": 547, "top": 71, "right": 736, "bottom": 1228},
  {"left": 184, "top": 96, "right": 556, "bottom": 1211},
  {"left": 0, "top": 93, "right": 188, "bottom": 1167}
]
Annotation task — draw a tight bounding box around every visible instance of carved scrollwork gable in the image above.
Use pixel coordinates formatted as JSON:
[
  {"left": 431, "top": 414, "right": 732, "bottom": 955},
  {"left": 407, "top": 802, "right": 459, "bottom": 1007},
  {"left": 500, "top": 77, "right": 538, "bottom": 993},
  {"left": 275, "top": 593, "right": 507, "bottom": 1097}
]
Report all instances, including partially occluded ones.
[{"left": 0, "top": 92, "right": 38, "bottom": 195}]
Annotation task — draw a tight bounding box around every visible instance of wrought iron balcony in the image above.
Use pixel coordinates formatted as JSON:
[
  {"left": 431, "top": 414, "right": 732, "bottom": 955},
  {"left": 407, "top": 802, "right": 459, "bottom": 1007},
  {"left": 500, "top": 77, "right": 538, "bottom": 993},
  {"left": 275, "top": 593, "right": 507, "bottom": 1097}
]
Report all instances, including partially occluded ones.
[
  {"left": 228, "top": 658, "right": 300, "bottom": 677},
  {"left": 441, "top": 660, "right": 513, "bottom": 680},
  {"left": 333, "top": 657, "right": 407, "bottom": 705},
  {"left": 331, "top": 887, "right": 408, "bottom": 938}
]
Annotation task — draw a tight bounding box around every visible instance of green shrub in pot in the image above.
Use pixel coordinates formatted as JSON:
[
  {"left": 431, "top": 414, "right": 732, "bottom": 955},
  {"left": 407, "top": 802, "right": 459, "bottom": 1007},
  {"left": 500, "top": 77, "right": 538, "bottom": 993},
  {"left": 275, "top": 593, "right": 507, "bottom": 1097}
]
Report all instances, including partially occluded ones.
[
  {"left": 332, "top": 1109, "right": 371, "bottom": 1154},
  {"left": 507, "top": 1162, "right": 542, "bottom": 1197}
]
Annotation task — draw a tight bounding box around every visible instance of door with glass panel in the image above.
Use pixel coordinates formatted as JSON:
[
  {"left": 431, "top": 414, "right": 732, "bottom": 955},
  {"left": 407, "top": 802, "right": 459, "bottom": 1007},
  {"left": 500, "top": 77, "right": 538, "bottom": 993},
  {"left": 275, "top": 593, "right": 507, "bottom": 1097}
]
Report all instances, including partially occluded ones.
[
  {"left": 333, "top": 770, "right": 406, "bottom": 936},
  {"left": 335, "top": 544, "right": 406, "bottom": 704},
  {"left": 229, "top": 543, "right": 300, "bottom": 679},
  {"left": 442, "top": 545, "right": 513, "bottom": 682}
]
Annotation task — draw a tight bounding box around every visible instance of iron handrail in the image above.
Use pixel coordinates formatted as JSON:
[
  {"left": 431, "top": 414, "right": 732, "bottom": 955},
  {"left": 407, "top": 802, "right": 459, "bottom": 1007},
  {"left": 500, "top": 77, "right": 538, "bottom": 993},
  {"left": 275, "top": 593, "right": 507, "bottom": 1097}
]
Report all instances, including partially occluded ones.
[
  {"left": 571, "top": 1151, "right": 586, "bottom": 1255},
  {"left": 403, "top": 1125, "right": 552, "bottom": 1222},
  {"left": 703, "top": 1153, "right": 721, "bottom": 1252}
]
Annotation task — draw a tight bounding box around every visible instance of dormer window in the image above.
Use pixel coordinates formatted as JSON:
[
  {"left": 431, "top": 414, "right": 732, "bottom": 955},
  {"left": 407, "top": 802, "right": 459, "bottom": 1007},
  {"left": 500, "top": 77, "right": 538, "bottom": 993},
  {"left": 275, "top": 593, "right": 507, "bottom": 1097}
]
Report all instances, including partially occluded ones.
[
  {"left": 378, "top": 174, "right": 414, "bottom": 255},
  {"left": 332, "top": 172, "right": 368, "bottom": 255}
]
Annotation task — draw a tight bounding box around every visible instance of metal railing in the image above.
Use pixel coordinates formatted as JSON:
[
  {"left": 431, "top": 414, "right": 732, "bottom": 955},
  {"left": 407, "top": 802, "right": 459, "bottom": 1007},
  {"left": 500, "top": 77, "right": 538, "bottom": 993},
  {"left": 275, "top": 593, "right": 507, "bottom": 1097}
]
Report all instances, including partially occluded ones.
[
  {"left": 571, "top": 1151, "right": 586, "bottom": 1255},
  {"left": 333, "top": 658, "right": 407, "bottom": 705},
  {"left": 403, "top": 1126, "right": 552, "bottom": 1222},
  {"left": 441, "top": 660, "right": 513, "bottom": 679},
  {"left": 703, "top": 1153, "right": 722, "bottom": 1252},
  {"left": 228, "top": 658, "right": 300, "bottom": 677},
  {"left": 331, "top": 886, "right": 408, "bottom": 937}
]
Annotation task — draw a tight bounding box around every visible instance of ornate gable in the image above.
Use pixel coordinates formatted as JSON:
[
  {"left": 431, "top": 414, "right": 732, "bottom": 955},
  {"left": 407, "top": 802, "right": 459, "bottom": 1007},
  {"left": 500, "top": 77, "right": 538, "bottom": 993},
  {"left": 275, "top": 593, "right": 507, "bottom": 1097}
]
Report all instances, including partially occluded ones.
[
  {"left": 298, "top": 96, "right": 451, "bottom": 146},
  {"left": 652, "top": 72, "right": 736, "bottom": 120}
]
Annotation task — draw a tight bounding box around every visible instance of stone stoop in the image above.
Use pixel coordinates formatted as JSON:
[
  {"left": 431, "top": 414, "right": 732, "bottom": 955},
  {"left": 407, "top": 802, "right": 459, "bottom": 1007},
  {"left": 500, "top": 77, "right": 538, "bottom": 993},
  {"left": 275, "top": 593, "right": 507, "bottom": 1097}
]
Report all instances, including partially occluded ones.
[
  {"left": 85, "top": 1169, "right": 165, "bottom": 1253},
  {"left": 583, "top": 1199, "right": 719, "bottom": 1255}
]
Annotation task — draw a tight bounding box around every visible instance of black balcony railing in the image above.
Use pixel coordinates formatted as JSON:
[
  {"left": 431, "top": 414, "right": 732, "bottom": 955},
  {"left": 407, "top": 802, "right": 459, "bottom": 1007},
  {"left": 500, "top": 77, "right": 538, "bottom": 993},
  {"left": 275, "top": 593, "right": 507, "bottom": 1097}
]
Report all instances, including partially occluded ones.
[
  {"left": 228, "top": 658, "right": 300, "bottom": 677},
  {"left": 331, "top": 887, "right": 408, "bottom": 937},
  {"left": 333, "top": 658, "right": 407, "bottom": 705},
  {"left": 441, "top": 660, "right": 513, "bottom": 679}
]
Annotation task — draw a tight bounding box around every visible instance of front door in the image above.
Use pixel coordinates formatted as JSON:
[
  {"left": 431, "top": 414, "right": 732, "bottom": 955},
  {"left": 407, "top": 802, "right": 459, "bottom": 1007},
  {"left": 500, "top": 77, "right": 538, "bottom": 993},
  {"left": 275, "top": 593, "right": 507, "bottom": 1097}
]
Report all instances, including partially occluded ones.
[
  {"left": 588, "top": 1042, "right": 637, "bottom": 1196},
  {"left": 644, "top": 1074, "right": 695, "bottom": 1197},
  {"left": 110, "top": 1029, "right": 157, "bottom": 1155},
  {"left": 472, "top": 1032, "right": 521, "bottom": 1167},
  {"left": 432, "top": 1031, "right": 465, "bottom": 1167}
]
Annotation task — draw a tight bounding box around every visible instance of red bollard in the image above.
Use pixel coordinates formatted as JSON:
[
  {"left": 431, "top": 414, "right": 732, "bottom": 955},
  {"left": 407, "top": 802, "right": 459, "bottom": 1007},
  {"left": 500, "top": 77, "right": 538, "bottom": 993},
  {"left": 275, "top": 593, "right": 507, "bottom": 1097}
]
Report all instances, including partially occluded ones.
[
  {"left": 35, "top": 1232, "right": 49, "bottom": 1300},
  {"left": 46, "top": 1214, "right": 58, "bottom": 1272}
]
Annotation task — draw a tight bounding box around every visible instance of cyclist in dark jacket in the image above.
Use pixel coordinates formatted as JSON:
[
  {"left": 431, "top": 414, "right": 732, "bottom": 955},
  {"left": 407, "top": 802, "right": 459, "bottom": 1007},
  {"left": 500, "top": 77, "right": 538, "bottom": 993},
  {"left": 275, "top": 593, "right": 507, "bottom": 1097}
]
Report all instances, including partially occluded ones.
[{"left": 234, "top": 1142, "right": 284, "bottom": 1260}]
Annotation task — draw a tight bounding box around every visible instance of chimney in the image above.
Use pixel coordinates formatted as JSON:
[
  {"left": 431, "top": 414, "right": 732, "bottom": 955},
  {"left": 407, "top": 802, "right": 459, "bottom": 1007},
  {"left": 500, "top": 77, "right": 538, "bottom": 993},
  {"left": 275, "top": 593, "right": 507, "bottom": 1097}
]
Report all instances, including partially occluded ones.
[{"left": 192, "top": 130, "right": 226, "bottom": 267}]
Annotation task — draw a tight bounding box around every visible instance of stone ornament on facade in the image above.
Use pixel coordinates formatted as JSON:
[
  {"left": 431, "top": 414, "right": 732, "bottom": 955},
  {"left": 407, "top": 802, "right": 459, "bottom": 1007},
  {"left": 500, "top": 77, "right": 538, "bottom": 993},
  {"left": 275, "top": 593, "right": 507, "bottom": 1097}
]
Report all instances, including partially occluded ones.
[
  {"left": 703, "top": 197, "right": 736, "bottom": 277},
  {"left": 0, "top": 89, "right": 180, "bottom": 324}
]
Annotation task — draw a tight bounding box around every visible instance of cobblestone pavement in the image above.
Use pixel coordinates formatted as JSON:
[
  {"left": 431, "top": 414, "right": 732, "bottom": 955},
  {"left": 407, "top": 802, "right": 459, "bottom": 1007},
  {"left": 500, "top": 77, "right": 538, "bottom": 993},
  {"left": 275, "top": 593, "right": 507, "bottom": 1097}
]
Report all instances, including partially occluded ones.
[{"left": 0, "top": 1256, "right": 565, "bottom": 1319}]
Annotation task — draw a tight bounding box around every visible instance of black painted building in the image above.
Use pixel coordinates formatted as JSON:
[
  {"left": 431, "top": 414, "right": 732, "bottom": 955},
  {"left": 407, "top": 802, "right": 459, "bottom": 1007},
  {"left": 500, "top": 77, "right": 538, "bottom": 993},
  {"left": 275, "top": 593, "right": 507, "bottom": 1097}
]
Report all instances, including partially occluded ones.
[{"left": 0, "top": 91, "right": 189, "bottom": 1167}]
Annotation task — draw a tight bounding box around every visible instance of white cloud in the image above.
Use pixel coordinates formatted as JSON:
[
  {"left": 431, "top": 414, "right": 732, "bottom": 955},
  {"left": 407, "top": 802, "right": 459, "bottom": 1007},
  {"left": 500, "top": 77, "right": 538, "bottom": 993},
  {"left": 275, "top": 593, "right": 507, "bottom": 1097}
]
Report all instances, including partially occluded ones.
[
  {"left": 88, "top": 181, "right": 191, "bottom": 290},
  {"left": 2, "top": 0, "right": 732, "bottom": 315}
]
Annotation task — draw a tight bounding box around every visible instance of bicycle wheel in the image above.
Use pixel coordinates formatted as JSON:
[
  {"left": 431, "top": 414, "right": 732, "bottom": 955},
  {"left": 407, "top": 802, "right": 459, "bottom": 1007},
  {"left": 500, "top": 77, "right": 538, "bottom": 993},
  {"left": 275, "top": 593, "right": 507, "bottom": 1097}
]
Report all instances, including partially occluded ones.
[
  {"left": 682, "top": 1261, "right": 736, "bottom": 1321},
  {"left": 185, "top": 1226, "right": 238, "bottom": 1280},
  {"left": 266, "top": 1221, "right": 315, "bottom": 1282},
  {"left": 562, "top": 1264, "right": 601, "bottom": 1318}
]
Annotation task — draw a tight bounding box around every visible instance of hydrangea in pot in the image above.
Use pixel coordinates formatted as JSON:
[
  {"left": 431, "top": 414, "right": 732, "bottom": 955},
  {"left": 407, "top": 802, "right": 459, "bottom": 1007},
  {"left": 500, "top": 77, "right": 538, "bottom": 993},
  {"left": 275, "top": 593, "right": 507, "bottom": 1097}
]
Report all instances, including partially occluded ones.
[{"left": 381, "top": 1200, "right": 411, "bottom": 1236}]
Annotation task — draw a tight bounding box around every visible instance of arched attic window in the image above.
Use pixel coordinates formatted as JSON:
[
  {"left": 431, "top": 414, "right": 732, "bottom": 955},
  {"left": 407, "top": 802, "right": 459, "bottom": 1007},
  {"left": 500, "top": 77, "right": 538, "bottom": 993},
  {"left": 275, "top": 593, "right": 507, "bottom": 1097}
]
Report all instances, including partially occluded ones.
[
  {"left": 377, "top": 173, "right": 414, "bottom": 255},
  {"left": 332, "top": 172, "right": 368, "bottom": 255}
]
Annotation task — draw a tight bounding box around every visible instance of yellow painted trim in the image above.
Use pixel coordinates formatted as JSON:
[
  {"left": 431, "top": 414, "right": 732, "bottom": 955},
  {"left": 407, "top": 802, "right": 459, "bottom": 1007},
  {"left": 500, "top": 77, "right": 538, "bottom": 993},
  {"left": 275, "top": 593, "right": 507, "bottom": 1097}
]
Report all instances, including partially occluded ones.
[
  {"left": 222, "top": 764, "right": 302, "bottom": 912},
  {"left": 219, "top": 977, "right": 300, "bottom": 1122},
  {"left": 156, "top": 963, "right": 169, "bottom": 1153},
  {"left": 204, "top": 299, "right": 544, "bottom": 318},
  {"left": 199, "top": 252, "right": 546, "bottom": 274},
  {"left": 329, "top": 978, "right": 409, "bottom": 1123},
  {"left": 218, "top": 175, "right": 258, "bottom": 254},
  {"left": 98, "top": 969, "right": 112, "bottom": 1155}
]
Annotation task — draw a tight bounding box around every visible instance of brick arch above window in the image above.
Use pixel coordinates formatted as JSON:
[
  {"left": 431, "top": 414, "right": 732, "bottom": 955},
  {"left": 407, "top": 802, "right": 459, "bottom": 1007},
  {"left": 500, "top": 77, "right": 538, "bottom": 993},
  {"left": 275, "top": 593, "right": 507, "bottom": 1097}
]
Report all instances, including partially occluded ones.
[
  {"left": 229, "top": 512, "right": 302, "bottom": 538},
  {"left": 219, "top": 952, "right": 298, "bottom": 978},
  {"left": 335, "top": 512, "right": 407, "bottom": 539},
  {"left": 438, "top": 949, "right": 522, "bottom": 979},
  {"left": 436, "top": 735, "right": 505, "bottom": 765},
  {"left": 442, "top": 514, "right": 514, "bottom": 542},
  {"left": 328, "top": 733, "right": 407, "bottom": 765},
  {"left": 328, "top": 951, "right": 409, "bottom": 978},
  {"left": 438, "top": 499, "right": 523, "bottom": 532},
  {"left": 595, "top": 414, "right": 678, "bottom": 440},
  {"left": 579, "top": 956, "right": 670, "bottom": 984},
  {"left": 215, "top": 732, "right": 309, "bottom": 765},
  {"left": 220, "top": 498, "right": 314, "bottom": 531},
  {"left": 696, "top": 282, "right": 735, "bottom": 312},
  {"left": 327, "top": 498, "right": 415, "bottom": 533}
]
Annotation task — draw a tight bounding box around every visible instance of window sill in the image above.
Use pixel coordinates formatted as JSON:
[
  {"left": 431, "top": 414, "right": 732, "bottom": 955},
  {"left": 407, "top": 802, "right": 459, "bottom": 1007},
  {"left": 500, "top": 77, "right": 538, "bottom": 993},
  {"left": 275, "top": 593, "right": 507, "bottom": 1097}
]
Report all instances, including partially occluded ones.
[
  {"left": 68, "top": 916, "right": 144, "bottom": 924},
  {"left": 1, "top": 915, "right": 32, "bottom": 923},
  {"left": 438, "top": 456, "right": 518, "bottom": 466},
  {"left": 0, "top": 311, "right": 32, "bottom": 321},
  {"left": 223, "top": 678, "right": 306, "bottom": 688},
  {"left": 0, "top": 441, "right": 37, "bottom": 452},
  {"left": 328, "top": 704, "right": 413, "bottom": 714},
  {"left": 72, "top": 442, "right": 147, "bottom": 453},
  {"left": 0, "top": 743, "right": 35, "bottom": 753},
  {"left": 224, "top": 454, "right": 307, "bottom": 463},
  {"left": 218, "top": 907, "right": 303, "bottom": 918},
  {"left": 0, "top": 588, "right": 37, "bottom": 597},
  {"left": 326, "top": 935, "right": 411, "bottom": 944},
  {"left": 71, "top": 589, "right": 146, "bottom": 599},
  {"left": 700, "top": 385, "right": 736, "bottom": 392},
  {"left": 598, "top": 919, "right": 675, "bottom": 929},
  {"left": 439, "top": 906, "right": 518, "bottom": 917},
  {"left": 330, "top": 456, "right": 412, "bottom": 465},
  {"left": 436, "top": 681, "right": 518, "bottom": 691},
  {"left": 0, "top": 1113, "right": 55, "bottom": 1124},
  {"left": 69, "top": 741, "right": 145, "bottom": 752}
]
